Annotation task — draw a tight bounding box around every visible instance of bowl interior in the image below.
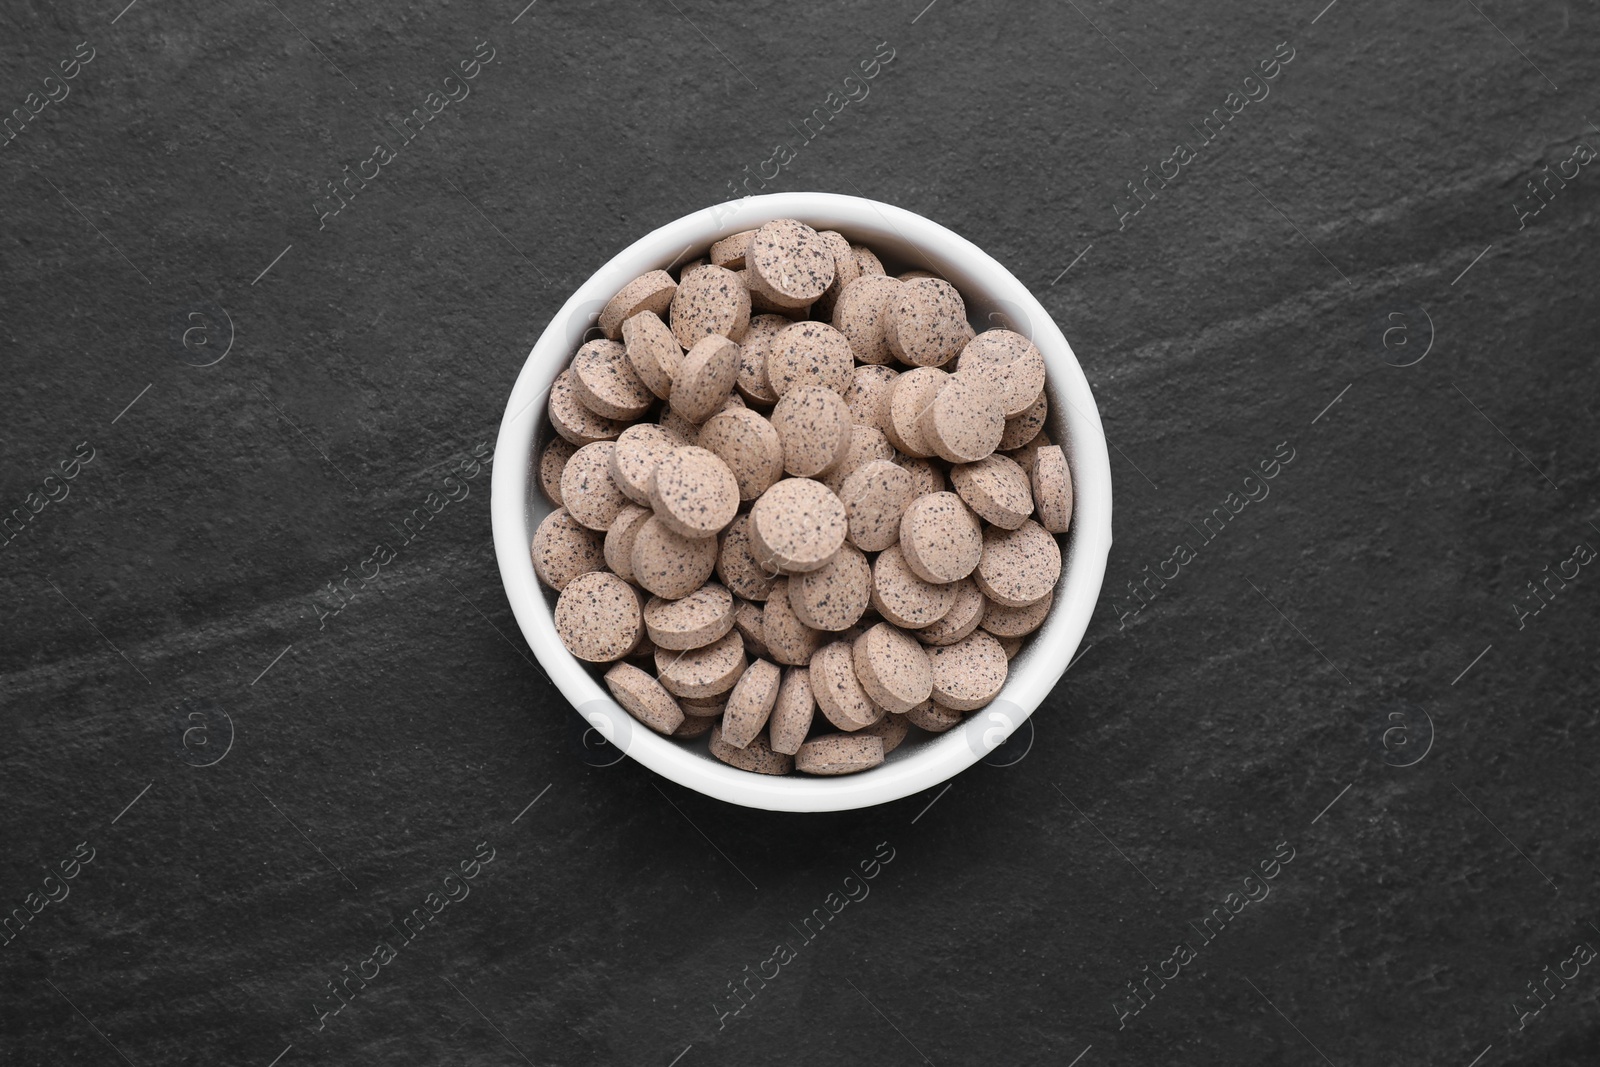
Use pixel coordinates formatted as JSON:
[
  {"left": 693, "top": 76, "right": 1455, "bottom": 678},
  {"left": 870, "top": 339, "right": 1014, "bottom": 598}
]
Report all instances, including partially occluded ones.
[{"left": 491, "top": 192, "right": 1112, "bottom": 812}]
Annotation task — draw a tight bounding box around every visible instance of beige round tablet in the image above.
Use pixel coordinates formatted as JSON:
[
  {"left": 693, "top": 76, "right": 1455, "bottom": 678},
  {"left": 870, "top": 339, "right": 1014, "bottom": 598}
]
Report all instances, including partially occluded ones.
[
  {"left": 819, "top": 425, "right": 895, "bottom": 495},
  {"left": 560, "top": 442, "right": 628, "bottom": 531},
  {"left": 916, "top": 577, "right": 986, "bottom": 646},
  {"left": 709, "top": 723, "right": 794, "bottom": 775},
  {"left": 810, "top": 640, "right": 884, "bottom": 730},
  {"left": 649, "top": 446, "right": 740, "bottom": 539},
  {"left": 897, "top": 456, "right": 947, "bottom": 496},
  {"left": 905, "top": 700, "right": 964, "bottom": 733},
  {"left": 981, "top": 590, "right": 1053, "bottom": 638},
  {"left": 926, "top": 630, "right": 1008, "bottom": 711},
  {"left": 554, "top": 571, "right": 643, "bottom": 662},
  {"left": 673, "top": 714, "right": 715, "bottom": 739},
  {"left": 871, "top": 545, "right": 958, "bottom": 629},
  {"left": 812, "top": 230, "right": 862, "bottom": 319},
  {"left": 852, "top": 244, "right": 885, "bottom": 276},
  {"left": 852, "top": 622, "right": 934, "bottom": 715},
  {"left": 883, "top": 367, "right": 949, "bottom": 457},
  {"left": 657, "top": 403, "right": 698, "bottom": 443},
  {"left": 767, "top": 667, "right": 815, "bottom": 755},
  {"left": 716, "top": 514, "right": 778, "bottom": 601},
  {"left": 766, "top": 321, "right": 854, "bottom": 398},
  {"left": 796, "top": 734, "right": 884, "bottom": 776},
  {"left": 748, "top": 478, "right": 848, "bottom": 574},
  {"left": 919, "top": 373, "right": 1005, "bottom": 464},
  {"left": 996, "top": 635, "right": 1025, "bottom": 659},
  {"left": 670, "top": 335, "right": 741, "bottom": 424},
  {"left": 770, "top": 386, "right": 852, "bottom": 478},
  {"left": 732, "top": 599, "right": 768, "bottom": 658},
  {"left": 631, "top": 515, "right": 719, "bottom": 599},
  {"left": 679, "top": 693, "right": 726, "bottom": 717},
  {"left": 746, "top": 219, "right": 835, "bottom": 309},
  {"left": 860, "top": 710, "right": 910, "bottom": 754},
  {"left": 951, "top": 453, "right": 1034, "bottom": 530},
  {"left": 957, "top": 330, "right": 1046, "bottom": 418},
  {"left": 721, "top": 658, "right": 781, "bottom": 748},
  {"left": 735, "top": 314, "right": 789, "bottom": 405},
  {"left": 789, "top": 543, "right": 871, "bottom": 632},
  {"left": 899, "top": 492, "right": 983, "bottom": 584},
  {"left": 831, "top": 275, "right": 903, "bottom": 366},
  {"left": 609, "top": 424, "right": 683, "bottom": 505},
  {"left": 570, "top": 338, "right": 653, "bottom": 420},
  {"left": 549, "top": 369, "right": 630, "bottom": 445},
  {"left": 531, "top": 508, "right": 605, "bottom": 592},
  {"left": 670, "top": 264, "right": 751, "bottom": 349},
  {"left": 837, "top": 459, "right": 916, "bottom": 553},
  {"left": 1032, "top": 445, "right": 1073, "bottom": 534},
  {"left": 539, "top": 437, "right": 575, "bottom": 506},
  {"left": 737, "top": 268, "right": 810, "bottom": 320},
  {"left": 710, "top": 229, "right": 755, "bottom": 269},
  {"left": 841, "top": 364, "right": 899, "bottom": 434},
  {"left": 603, "top": 662, "right": 684, "bottom": 736},
  {"left": 644, "top": 582, "right": 734, "bottom": 650},
  {"left": 974, "top": 520, "right": 1062, "bottom": 607},
  {"left": 621, "top": 310, "right": 683, "bottom": 401},
  {"left": 761, "top": 579, "right": 824, "bottom": 665},
  {"left": 999, "top": 388, "right": 1048, "bottom": 451},
  {"left": 1005, "top": 427, "right": 1053, "bottom": 473},
  {"left": 655, "top": 629, "right": 746, "bottom": 698},
  {"left": 886, "top": 277, "right": 973, "bottom": 368},
  {"left": 603, "top": 504, "right": 653, "bottom": 583},
  {"left": 677, "top": 257, "right": 711, "bottom": 281},
  {"left": 599, "top": 270, "right": 677, "bottom": 340},
  {"left": 695, "top": 408, "right": 784, "bottom": 502}
]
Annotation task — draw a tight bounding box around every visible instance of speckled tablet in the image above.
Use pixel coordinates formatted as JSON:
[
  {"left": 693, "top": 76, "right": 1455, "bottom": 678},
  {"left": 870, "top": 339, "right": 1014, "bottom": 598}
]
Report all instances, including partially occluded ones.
[
  {"left": 549, "top": 369, "right": 631, "bottom": 446},
  {"left": 599, "top": 270, "right": 677, "bottom": 340},
  {"left": 886, "top": 277, "right": 973, "bottom": 368},
  {"left": 560, "top": 442, "right": 628, "bottom": 531},
  {"left": 670, "top": 264, "right": 751, "bottom": 349},
  {"left": 603, "top": 504, "right": 653, "bottom": 583},
  {"left": 980, "top": 590, "right": 1054, "bottom": 639},
  {"left": 899, "top": 492, "right": 983, "bottom": 584},
  {"left": 721, "top": 658, "right": 780, "bottom": 749},
  {"left": 870, "top": 545, "right": 957, "bottom": 629},
  {"left": 696, "top": 407, "right": 784, "bottom": 502},
  {"left": 951, "top": 453, "right": 1034, "bottom": 530},
  {"left": 915, "top": 577, "right": 986, "bottom": 646},
  {"left": 716, "top": 514, "right": 779, "bottom": 602},
  {"left": 831, "top": 275, "right": 903, "bottom": 366},
  {"left": 554, "top": 571, "right": 643, "bottom": 663},
  {"left": 789, "top": 543, "right": 871, "bottom": 632},
  {"left": 621, "top": 310, "right": 683, "bottom": 401},
  {"left": 883, "top": 367, "right": 949, "bottom": 458},
  {"left": 671, "top": 335, "right": 741, "bottom": 424},
  {"left": 841, "top": 364, "right": 900, "bottom": 433},
  {"left": 998, "top": 388, "right": 1048, "bottom": 451},
  {"left": 648, "top": 446, "right": 740, "bottom": 539},
  {"left": 810, "top": 640, "right": 885, "bottom": 730},
  {"left": 973, "top": 520, "right": 1062, "bottom": 607},
  {"left": 709, "top": 723, "right": 794, "bottom": 775},
  {"left": 539, "top": 437, "right": 575, "bottom": 506},
  {"left": 531, "top": 508, "right": 605, "bottom": 591},
  {"left": 746, "top": 219, "right": 836, "bottom": 309},
  {"left": 761, "top": 578, "right": 824, "bottom": 665},
  {"left": 795, "top": 734, "right": 884, "bottom": 775},
  {"left": 771, "top": 386, "right": 852, "bottom": 478},
  {"left": 644, "top": 582, "right": 734, "bottom": 650},
  {"left": 918, "top": 373, "right": 1005, "bottom": 464},
  {"left": 957, "top": 329, "right": 1046, "bottom": 418},
  {"left": 837, "top": 459, "right": 916, "bottom": 553},
  {"left": 610, "top": 423, "right": 684, "bottom": 505},
  {"left": 571, "top": 338, "right": 654, "bottom": 420},
  {"left": 603, "top": 662, "right": 685, "bottom": 736},
  {"left": 1032, "top": 445, "right": 1073, "bottom": 534},
  {"left": 925, "top": 630, "right": 1008, "bottom": 711},
  {"left": 852, "top": 622, "right": 934, "bottom": 715},
  {"left": 748, "top": 478, "right": 848, "bottom": 574},
  {"left": 631, "top": 514, "right": 719, "bottom": 599},
  {"left": 766, "top": 321, "right": 854, "bottom": 398},
  {"left": 654, "top": 629, "right": 747, "bottom": 698},
  {"left": 768, "top": 667, "right": 815, "bottom": 755}
]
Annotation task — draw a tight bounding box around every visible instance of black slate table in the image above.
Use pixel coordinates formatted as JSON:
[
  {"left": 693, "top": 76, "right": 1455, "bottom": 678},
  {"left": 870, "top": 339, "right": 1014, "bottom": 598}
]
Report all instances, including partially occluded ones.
[{"left": 3, "top": 1, "right": 1597, "bottom": 1064}]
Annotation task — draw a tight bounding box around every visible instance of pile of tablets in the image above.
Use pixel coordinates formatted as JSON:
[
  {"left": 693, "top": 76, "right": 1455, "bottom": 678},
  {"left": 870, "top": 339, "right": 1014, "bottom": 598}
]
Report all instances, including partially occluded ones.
[{"left": 531, "top": 218, "right": 1072, "bottom": 776}]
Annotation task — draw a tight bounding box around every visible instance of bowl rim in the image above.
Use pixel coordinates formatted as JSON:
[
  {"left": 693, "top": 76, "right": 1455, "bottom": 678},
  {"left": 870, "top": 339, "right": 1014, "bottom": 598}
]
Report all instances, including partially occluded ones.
[{"left": 491, "top": 191, "right": 1112, "bottom": 812}]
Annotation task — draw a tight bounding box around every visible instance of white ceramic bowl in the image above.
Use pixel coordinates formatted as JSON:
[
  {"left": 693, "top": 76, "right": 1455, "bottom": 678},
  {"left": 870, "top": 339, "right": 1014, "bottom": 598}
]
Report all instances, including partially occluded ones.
[{"left": 492, "top": 192, "right": 1112, "bottom": 812}]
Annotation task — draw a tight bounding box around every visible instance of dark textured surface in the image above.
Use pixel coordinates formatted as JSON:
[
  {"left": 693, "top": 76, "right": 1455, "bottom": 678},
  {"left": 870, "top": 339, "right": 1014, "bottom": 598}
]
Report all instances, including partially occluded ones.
[{"left": 2, "top": 1, "right": 1597, "bottom": 1065}]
